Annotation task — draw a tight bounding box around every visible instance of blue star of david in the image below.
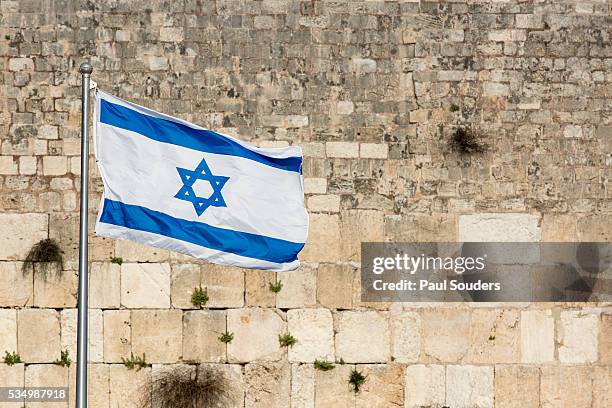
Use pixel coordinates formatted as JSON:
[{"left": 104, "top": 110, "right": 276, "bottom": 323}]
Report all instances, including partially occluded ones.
[{"left": 174, "top": 158, "right": 229, "bottom": 216}]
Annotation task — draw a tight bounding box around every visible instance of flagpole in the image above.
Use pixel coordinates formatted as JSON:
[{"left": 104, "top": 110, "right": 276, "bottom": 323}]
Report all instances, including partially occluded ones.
[{"left": 76, "top": 61, "right": 93, "bottom": 408}]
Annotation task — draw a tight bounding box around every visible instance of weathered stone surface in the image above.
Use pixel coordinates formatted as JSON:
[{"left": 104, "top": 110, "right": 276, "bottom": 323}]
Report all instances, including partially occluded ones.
[
  {"left": 494, "top": 365, "right": 539, "bottom": 408},
  {"left": 558, "top": 310, "right": 598, "bottom": 363},
  {"left": 340, "top": 210, "right": 384, "bottom": 261},
  {"left": 245, "top": 362, "right": 291, "bottom": 408},
  {"left": 356, "top": 364, "right": 403, "bottom": 408},
  {"left": 446, "top": 365, "right": 494, "bottom": 408},
  {"left": 0, "top": 214, "right": 47, "bottom": 260},
  {"left": 316, "top": 264, "right": 355, "bottom": 310},
  {"left": 131, "top": 310, "right": 182, "bottom": 363},
  {"left": 540, "top": 366, "right": 592, "bottom": 408},
  {"left": 458, "top": 213, "right": 540, "bottom": 242},
  {"left": 335, "top": 311, "right": 389, "bottom": 363},
  {"left": 0, "top": 262, "right": 33, "bottom": 307},
  {"left": 68, "top": 364, "right": 110, "bottom": 408},
  {"left": 601, "top": 313, "right": 612, "bottom": 364},
  {"left": 520, "top": 310, "right": 555, "bottom": 363},
  {"left": 291, "top": 363, "right": 314, "bottom": 408},
  {"left": 182, "top": 310, "right": 226, "bottom": 363},
  {"left": 114, "top": 239, "right": 169, "bottom": 263},
  {"left": 300, "top": 214, "right": 341, "bottom": 262},
  {"left": 60, "top": 308, "right": 103, "bottom": 363},
  {"left": 89, "top": 262, "right": 120, "bottom": 309},
  {"left": 109, "top": 364, "right": 151, "bottom": 408},
  {"left": 404, "top": 364, "right": 445, "bottom": 408},
  {"left": 390, "top": 309, "right": 420, "bottom": 363},
  {"left": 227, "top": 308, "right": 284, "bottom": 363},
  {"left": 0, "top": 363, "right": 24, "bottom": 389},
  {"left": 314, "top": 364, "right": 355, "bottom": 408},
  {"left": 245, "top": 269, "right": 276, "bottom": 307},
  {"left": 170, "top": 264, "right": 200, "bottom": 309},
  {"left": 593, "top": 366, "right": 611, "bottom": 408},
  {"left": 201, "top": 264, "right": 244, "bottom": 308},
  {"left": 467, "top": 309, "right": 519, "bottom": 364},
  {"left": 17, "top": 309, "right": 60, "bottom": 363},
  {"left": 421, "top": 308, "right": 470, "bottom": 363},
  {"left": 121, "top": 263, "right": 171, "bottom": 308},
  {"left": 33, "top": 269, "right": 77, "bottom": 308},
  {"left": 287, "top": 309, "right": 334, "bottom": 363},
  {"left": 25, "top": 364, "right": 69, "bottom": 408},
  {"left": 0, "top": 310, "right": 17, "bottom": 357},
  {"left": 276, "top": 264, "right": 316, "bottom": 308},
  {"left": 103, "top": 310, "right": 131, "bottom": 363}
]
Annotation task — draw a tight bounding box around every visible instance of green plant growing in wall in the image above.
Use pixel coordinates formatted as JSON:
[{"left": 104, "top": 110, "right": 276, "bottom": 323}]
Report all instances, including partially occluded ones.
[
  {"left": 110, "top": 256, "right": 123, "bottom": 265},
  {"left": 314, "top": 359, "right": 335, "bottom": 371},
  {"left": 268, "top": 281, "right": 283, "bottom": 293},
  {"left": 22, "top": 238, "right": 63, "bottom": 279},
  {"left": 278, "top": 334, "right": 297, "bottom": 348},
  {"left": 122, "top": 353, "right": 149, "bottom": 371},
  {"left": 3, "top": 351, "right": 22, "bottom": 366},
  {"left": 191, "top": 286, "right": 209, "bottom": 308},
  {"left": 54, "top": 349, "right": 71, "bottom": 367},
  {"left": 450, "top": 127, "right": 487, "bottom": 154},
  {"left": 450, "top": 103, "right": 460, "bottom": 112},
  {"left": 218, "top": 331, "right": 234, "bottom": 344},
  {"left": 348, "top": 369, "right": 367, "bottom": 393}
]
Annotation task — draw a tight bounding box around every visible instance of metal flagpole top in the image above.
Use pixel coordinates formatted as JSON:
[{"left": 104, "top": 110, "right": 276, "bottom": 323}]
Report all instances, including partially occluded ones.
[{"left": 79, "top": 62, "right": 93, "bottom": 74}]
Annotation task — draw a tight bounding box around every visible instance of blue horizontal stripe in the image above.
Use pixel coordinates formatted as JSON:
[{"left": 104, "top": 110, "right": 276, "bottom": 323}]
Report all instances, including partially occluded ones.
[
  {"left": 99, "top": 199, "right": 304, "bottom": 264},
  {"left": 99, "top": 99, "right": 302, "bottom": 173}
]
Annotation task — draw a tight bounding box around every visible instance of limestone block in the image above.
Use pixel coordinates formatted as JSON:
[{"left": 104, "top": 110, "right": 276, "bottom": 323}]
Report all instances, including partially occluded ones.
[
  {"left": 542, "top": 214, "right": 576, "bottom": 241},
  {"left": 336, "top": 101, "right": 354, "bottom": 115},
  {"left": 340, "top": 210, "right": 384, "bottom": 261},
  {"left": 8, "top": 58, "right": 34, "bottom": 71},
  {"left": 245, "top": 269, "right": 276, "bottom": 307},
  {"left": 18, "top": 309, "right": 60, "bottom": 363},
  {"left": 458, "top": 213, "right": 540, "bottom": 242},
  {"left": 287, "top": 309, "right": 334, "bottom": 363},
  {"left": 114, "top": 239, "right": 169, "bottom": 263},
  {"left": 19, "top": 156, "right": 36, "bottom": 175},
  {"left": 325, "top": 142, "right": 359, "bottom": 158},
  {"left": 335, "top": 311, "right": 390, "bottom": 363},
  {"left": 308, "top": 195, "right": 340, "bottom": 212},
  {"left": 404, "top": 364, "right": 445, "bottom": 408},
  {"left": 60, "top": 309, "right": 103, "bottom": 363},
  {"left": 25, "top": 364, "right": 69, "bottom": 408},
  {"left": 109, "top": 365, "right": 151, "bottom": 408},
  {"left": 409, "top": 109, "right": 428, "bottom": 123},
  {"left": 0, "top": 213, "right": 48, "bottom": 260},
  {"left": 182, "top": 310, "right": 226, "bottom": 363},
  {"left": 420, "top": 308, "right": 470, "bottom": 363},
  {"left": 303, "top": 178, "right": 327, "bottom": 194},
  {"left": 227, "top": 308, "right": 284, "bottom": 363},
  {"left": 42, "top": 156, "right": 67, "bottom": 176},
  {"left": 68, "top": 364, "right": 110, "bottom": 408},
  {"left": 314, "top": 364, "right": 355, "bottom": 408},
  {"left": 389, "top": 310, "right": 420, "bottom": 363},
  {"left": 121, "top": 263, "right": 171, "bottom": 308},
  {"left": 520, "top": 310, "right": 554, "bottom": 363},
  {"left": 159, "top": 27, "right": 183, "bottom": 42},
  {"left": 488, "top": 29, "right": 526, "bottom": 42},
  {"left": 301, "top": 214, "right": 341, "bottom": 262},
  {"left": 0, "top": 363, "right": 24, "bottom": 389},
  {"left": 593, "top": 366, "right": 611, "bottom": 408},
  {"left": 360, "top": 143, "right": 388, "bottom": 159},
  {"left": 0, "top": 262, "right": 33, "bottom": 306},
  {"left": 276, "top": 264, "right": 316, "bottom": 308},
  {"left": 446, "top": 365, "right": 494, "bottom": 408},
  {"left": 291, "top": 363, "right": 314, "bottom": 408},
  {"left": 49, "top": 213, "right": 79, "bottom": 263},
  {"left": 467, "top": 309, "right": 519, "bottom": 363},
  {"left": 0, "top": 310, "right": 17, "bottom": 356},
  {"left": 200, "top": 363, "right": 245, "bottom": 407},
  {"left": 601, "top": 313, "right": 612, "bottom": 364},
  {"left": 170, "top": 264, "right": 200, "bottom": 309},
  {"left": 103, "top": 310, "right": 131, "bottom": 363},
  {"left": 316, "top": 264, "right": 354, "bottom": 309},
  {"left": 540, "top": 366, "right": 592, "bottom": 408},
  {"left": 131, "top": 310, "right": 182, "bottom": 363},
  {"left": 494, "top": 365, "right": 539, "bottom": 408},
  {"left": 245, "top": 362, "right": 290, "bottom": 408},
  {"left": 351, "top": 58, "right": 377, "bottom": 74},
  {"left": 356, "top": 364, "right": 403, "bottom": 408},
  {"left": 577, "top": 215, "right": 612, "bottom": 241},
  {"left": 0, "top": 156, "right": 17, "bottom": 175},
  {"left": 89, "top": 262, "right": 120, "bottom": 309},
  {"left": 558, "top": 310, "right": 598, "bottom": 363},
  {"left": 33, "top": 269, "right": 77, "bottom": 308},
  {"left": 201, "top": 264, "right": 244, "bottom": 308}
]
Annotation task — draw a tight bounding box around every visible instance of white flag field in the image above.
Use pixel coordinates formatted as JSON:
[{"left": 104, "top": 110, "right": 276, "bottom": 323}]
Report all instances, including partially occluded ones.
[{"left": 93, "top": 90, "right": 308, "bottom": 271}]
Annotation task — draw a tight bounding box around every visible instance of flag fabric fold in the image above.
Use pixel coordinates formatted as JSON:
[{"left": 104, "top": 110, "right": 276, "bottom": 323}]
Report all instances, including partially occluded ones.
[{"left": 93, "top": 90, "right": 308, "bottom": 271}]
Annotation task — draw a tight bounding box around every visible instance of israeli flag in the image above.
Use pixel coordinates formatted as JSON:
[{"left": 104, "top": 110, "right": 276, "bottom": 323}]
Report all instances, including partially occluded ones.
[{"left": 93, "top": 90, "right": 308, "bottom": 271}]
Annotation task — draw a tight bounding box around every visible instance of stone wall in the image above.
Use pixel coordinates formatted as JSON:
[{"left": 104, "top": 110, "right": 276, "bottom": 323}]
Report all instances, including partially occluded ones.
[{"left": 1, "top": 0, "right": 611, "bottom": 407}]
